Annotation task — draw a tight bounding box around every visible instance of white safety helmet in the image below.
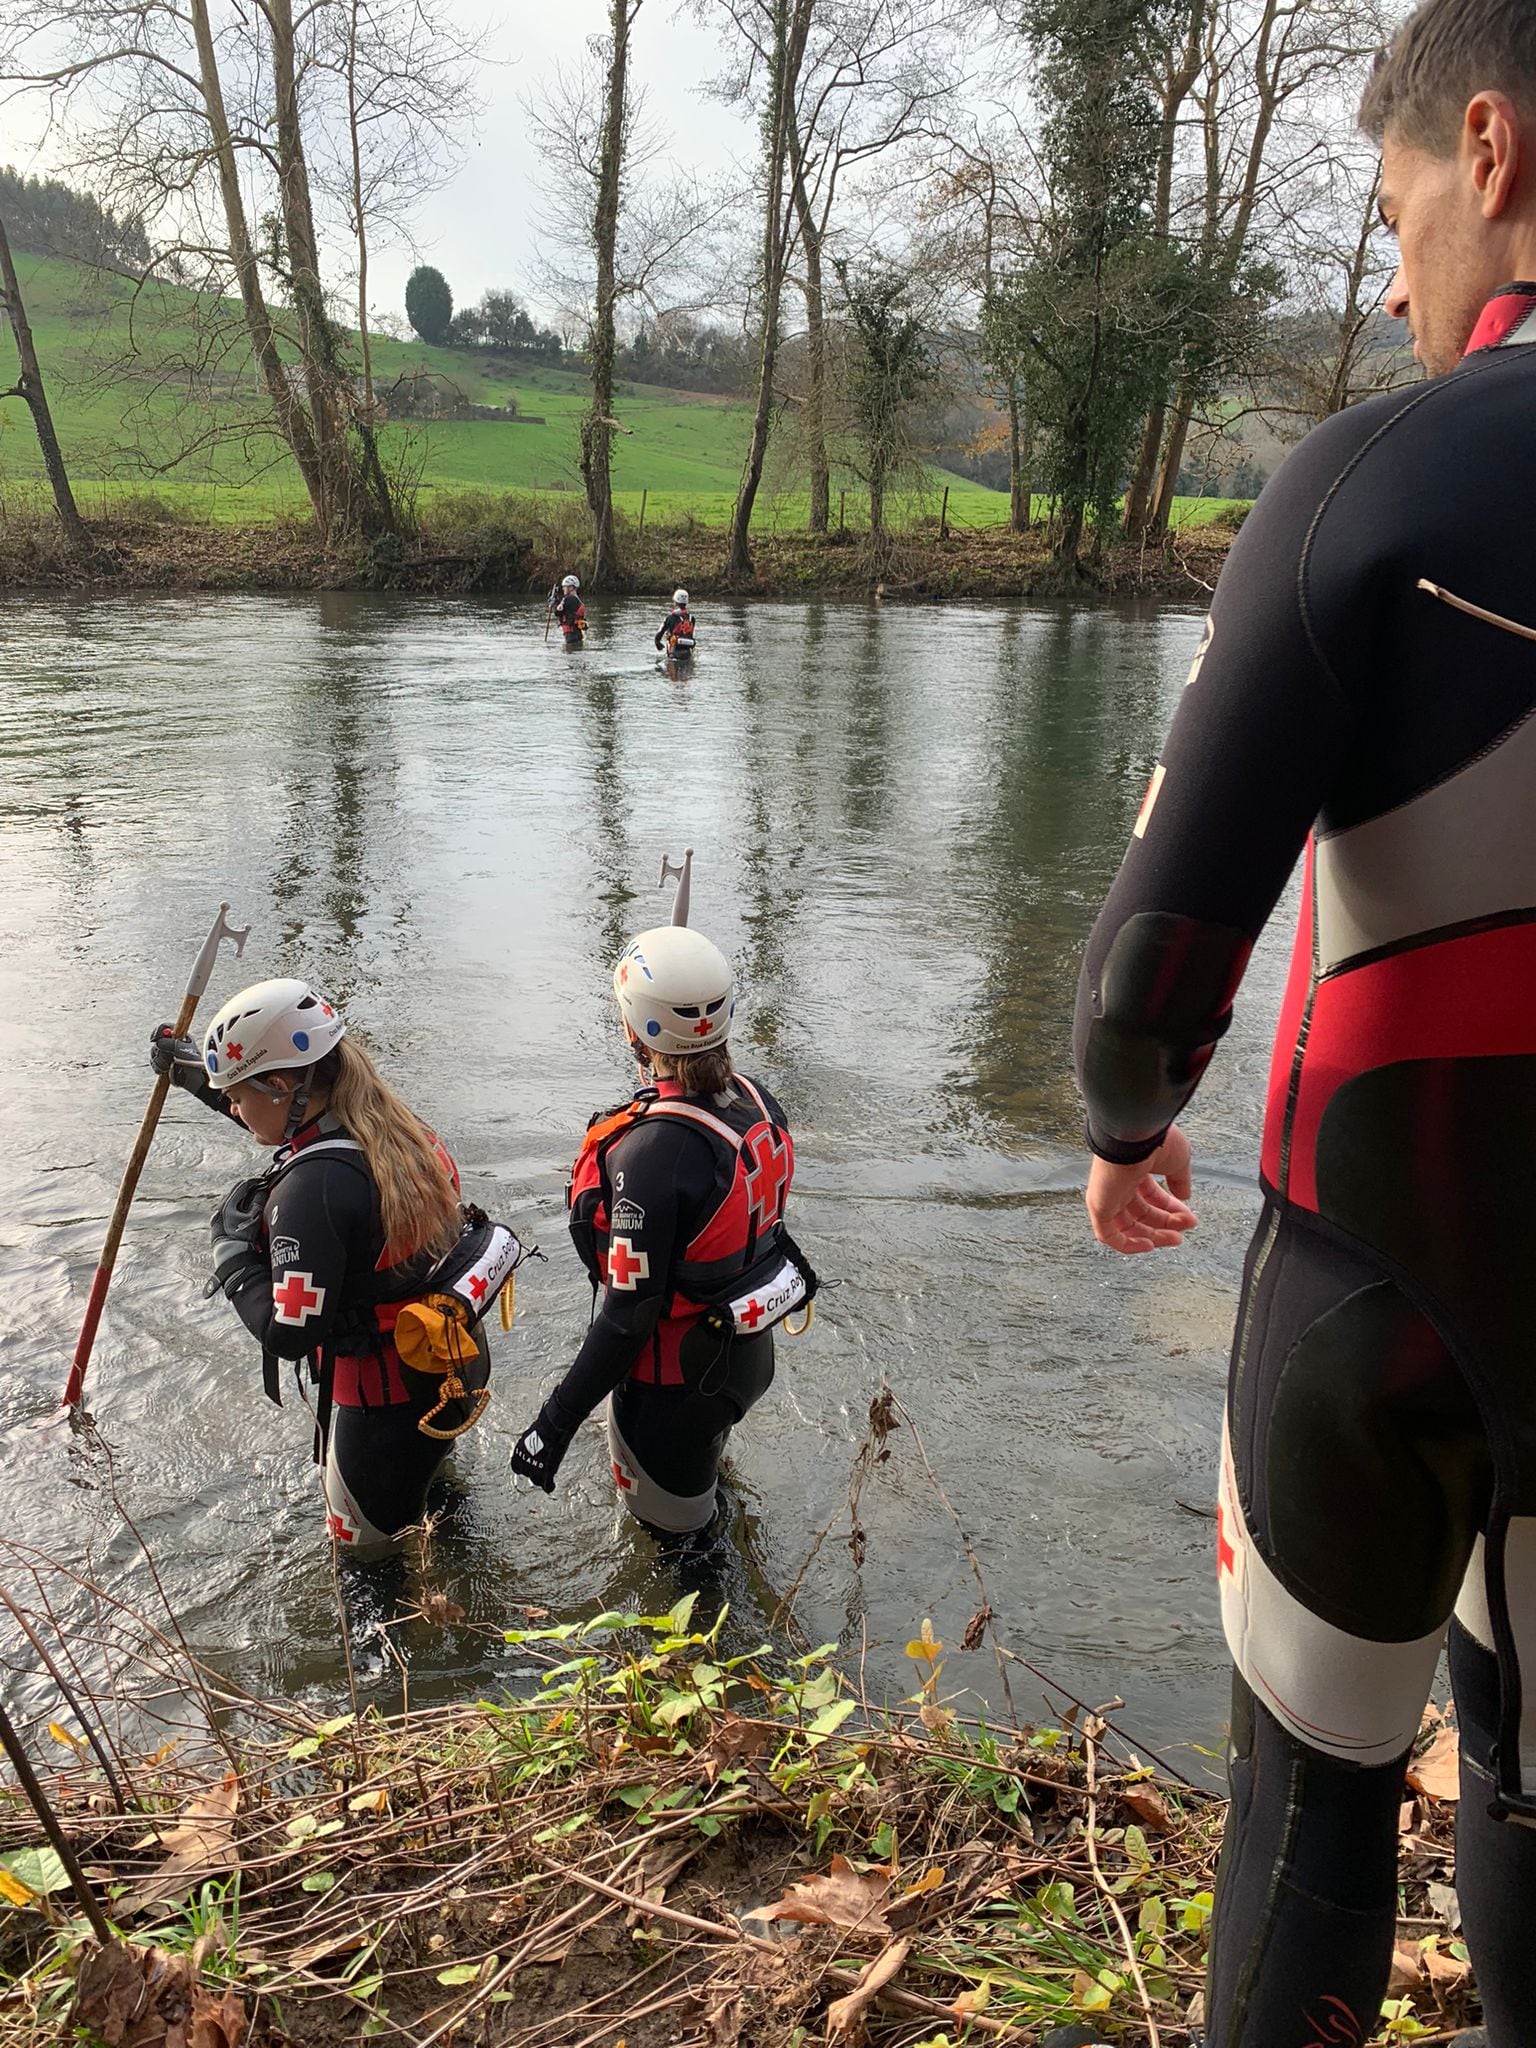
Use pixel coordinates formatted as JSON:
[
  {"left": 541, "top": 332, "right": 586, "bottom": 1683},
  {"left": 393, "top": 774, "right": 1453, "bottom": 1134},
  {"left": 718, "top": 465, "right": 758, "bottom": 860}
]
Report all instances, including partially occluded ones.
[
  {"left": 562, "top": 574, "right": 580, "bottom": 591},
  {"left": 613, "top": 927, "right": 734, "bottom": 1056},
  {"left": 673, "top": 589, "right": 689, "bottom": 607},
  {"left": 203, "top": 978, "right": 346, "bottom": 1089}
]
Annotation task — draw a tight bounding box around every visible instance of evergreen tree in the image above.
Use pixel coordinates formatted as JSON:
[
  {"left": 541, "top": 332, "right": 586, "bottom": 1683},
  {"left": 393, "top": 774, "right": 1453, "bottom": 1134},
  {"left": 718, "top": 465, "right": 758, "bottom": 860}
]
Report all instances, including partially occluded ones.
[{"left": 405, "top": 264, "right": 453, "bottom": 345}]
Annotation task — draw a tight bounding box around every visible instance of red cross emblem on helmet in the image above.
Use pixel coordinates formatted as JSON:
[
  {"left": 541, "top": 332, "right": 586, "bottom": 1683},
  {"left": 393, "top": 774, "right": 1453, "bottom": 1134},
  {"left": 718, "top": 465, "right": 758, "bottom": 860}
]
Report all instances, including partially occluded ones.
[
  {"left": 692, "top": 1015, "right": 714, "bottom": 1037},
  {"left": 226, "top": 1040, "right": 244, "bottom": 1062}
]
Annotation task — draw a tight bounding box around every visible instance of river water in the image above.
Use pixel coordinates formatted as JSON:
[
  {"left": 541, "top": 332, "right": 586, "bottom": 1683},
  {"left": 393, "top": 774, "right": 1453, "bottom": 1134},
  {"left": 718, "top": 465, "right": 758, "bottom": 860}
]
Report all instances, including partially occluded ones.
[{"left": 0, "top": 592, "right": 1294, "bottom": 1767}]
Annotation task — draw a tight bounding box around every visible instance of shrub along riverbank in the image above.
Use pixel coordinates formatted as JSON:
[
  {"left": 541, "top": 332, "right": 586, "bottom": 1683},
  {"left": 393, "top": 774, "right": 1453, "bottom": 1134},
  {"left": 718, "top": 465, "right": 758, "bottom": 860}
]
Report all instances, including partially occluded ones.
[
  {"left": 0, "top": 1594, "right": 1474, "bottom": 2048},
  {"left": 0, "top": 492, "right": 1241, "bottom": 603}
]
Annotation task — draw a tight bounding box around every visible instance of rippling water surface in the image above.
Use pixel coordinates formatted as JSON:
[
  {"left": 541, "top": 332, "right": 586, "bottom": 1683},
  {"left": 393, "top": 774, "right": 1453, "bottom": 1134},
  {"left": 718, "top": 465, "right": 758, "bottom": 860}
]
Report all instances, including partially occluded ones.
[{"left": 0, "top": 591, "right": 1294, "bottom": 1762}]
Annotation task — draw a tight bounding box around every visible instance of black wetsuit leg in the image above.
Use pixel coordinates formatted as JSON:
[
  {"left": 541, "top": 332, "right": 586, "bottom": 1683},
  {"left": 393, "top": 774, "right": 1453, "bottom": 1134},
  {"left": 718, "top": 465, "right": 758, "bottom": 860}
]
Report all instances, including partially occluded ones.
[
  {"left": 324, "top": 1345, "right": 490, "bottom": 1547},
  {"left": 1448, "top": 1622, "right": 1536, "bottom": 2048},
  {"left": 608, "top": 1330, "right": 774, "bottom": 1535},
  {"left": 1210, "top": 1206, "right": 1492, "bottom": 2047}
]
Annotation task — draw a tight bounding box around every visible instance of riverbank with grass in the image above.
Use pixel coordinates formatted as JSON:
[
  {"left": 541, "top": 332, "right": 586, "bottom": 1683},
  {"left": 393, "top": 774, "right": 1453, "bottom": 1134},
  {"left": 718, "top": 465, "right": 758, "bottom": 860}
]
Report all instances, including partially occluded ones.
[
  {"left": 0, "top": 491, "right": 1242, "bottom": 602},
  {"left": 0, "top": 1580, "right": 1480, "bottom": 2048}
]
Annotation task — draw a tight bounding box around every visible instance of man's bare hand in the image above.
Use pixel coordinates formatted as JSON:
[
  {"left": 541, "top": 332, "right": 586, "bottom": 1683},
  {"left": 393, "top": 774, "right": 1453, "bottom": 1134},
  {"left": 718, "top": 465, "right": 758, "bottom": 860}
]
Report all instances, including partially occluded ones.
[{"left": 1085, "top": 1125, "right": 1197, "bottom": 1255}]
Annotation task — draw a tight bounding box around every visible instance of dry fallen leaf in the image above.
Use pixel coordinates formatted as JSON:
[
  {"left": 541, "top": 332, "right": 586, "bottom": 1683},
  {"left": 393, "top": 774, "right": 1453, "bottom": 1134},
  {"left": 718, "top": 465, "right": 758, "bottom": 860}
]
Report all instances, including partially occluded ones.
[
  {"left": 704, "top": 1713, "right": 768, "bottom": 1783},
  {"left": 766, "top": 1856, "right": 894, "bottom": 1937},
  {"left": 1407, "top": 1725, "right": 1460, "bottom": 1803},
  {"left": 288, "top": 1925, "right": 372, "bottom": 1971},
  {"left": 1121, "top": 1785, "right": 1174, "bottom": 1834},
  {"left": 348, "top": 1786, "right": 390, "bottom": 1816},
  {"left": 72, "top": 1941, "right": 247, "bottom": 2048},
  {"left": 827, "top": 1936, "right": 912, "bottom": 2034},
  {"left": 1388, "top": 1944, "right": 1423, "bottom": 1994},
  {"left": 415, "top": 1589, "right": 467, "bottom": 1626},
  {"left": 1423, "top": 1942, "right": 1470, "bottom": 1989},
  {"left": 961, "top": 1606, "right": 993, "bottom": 1652},
  {"left": 121, "top": 1773, "right": 240, "bottom": 1914}
]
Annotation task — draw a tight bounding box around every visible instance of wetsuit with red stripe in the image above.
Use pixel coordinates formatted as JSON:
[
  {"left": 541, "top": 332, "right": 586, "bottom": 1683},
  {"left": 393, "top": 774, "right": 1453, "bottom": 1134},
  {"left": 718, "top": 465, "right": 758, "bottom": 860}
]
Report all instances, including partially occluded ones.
[{"left": 1074, "top": 285, "right": 1536, "bottom": 2048}]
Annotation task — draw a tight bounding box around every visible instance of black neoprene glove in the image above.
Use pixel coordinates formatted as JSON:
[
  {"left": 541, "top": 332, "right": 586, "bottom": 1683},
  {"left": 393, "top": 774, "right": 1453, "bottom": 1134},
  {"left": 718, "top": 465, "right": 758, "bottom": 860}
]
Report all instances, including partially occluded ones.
[
  {"left": 654, "top": 633, "right": 664, "bottom": 650},
  {"left": 150, "top": 1024, "right": 206, "bottom": 1091},
  {"left": 206, "top": 1178, "right": 268, "bottom": 1301},
  {"left": 510, "top": 1392, "right": 581, "bottom": 1495}
]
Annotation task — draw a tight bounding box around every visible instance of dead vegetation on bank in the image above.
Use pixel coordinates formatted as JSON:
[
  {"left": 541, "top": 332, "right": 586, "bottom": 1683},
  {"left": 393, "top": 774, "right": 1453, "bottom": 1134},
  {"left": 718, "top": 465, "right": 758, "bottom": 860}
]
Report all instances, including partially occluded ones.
[
  {"left": 0, "top": 492, "right": 1237, "bottom": 604},
  {"left": 0, "top": 1396, "right": 1483, "bottom": 2048}
]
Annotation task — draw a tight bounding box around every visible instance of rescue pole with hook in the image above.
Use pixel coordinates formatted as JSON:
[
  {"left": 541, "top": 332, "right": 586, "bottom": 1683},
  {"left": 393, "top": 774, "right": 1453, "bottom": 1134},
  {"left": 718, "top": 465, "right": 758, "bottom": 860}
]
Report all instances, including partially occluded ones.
[
  {"left": 660, "top": 848, "right": 693, "bottom": 927},
  {"left": 61, "top": 902, "right": 249, "bottom": 1410}
]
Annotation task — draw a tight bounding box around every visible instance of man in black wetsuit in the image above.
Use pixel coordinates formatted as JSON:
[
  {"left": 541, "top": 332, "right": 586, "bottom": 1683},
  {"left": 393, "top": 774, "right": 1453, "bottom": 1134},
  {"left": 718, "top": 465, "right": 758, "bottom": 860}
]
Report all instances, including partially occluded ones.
[{"left": 1073, "top": 4, "right": 1536, "bottom": 2041}]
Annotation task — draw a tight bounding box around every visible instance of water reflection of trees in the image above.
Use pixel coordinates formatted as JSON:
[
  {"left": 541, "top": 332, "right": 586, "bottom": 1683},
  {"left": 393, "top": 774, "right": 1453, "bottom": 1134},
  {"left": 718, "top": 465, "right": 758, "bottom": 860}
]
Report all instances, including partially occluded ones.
[
  {"left": 265, "top": 595, "right": 411, "bottom": 1012},
  {"left": 576, "top": 670, "right": 639, "bottom": 979},
  {"left": 962, "top": 606, "right": 1184, "bottom": 1142}
]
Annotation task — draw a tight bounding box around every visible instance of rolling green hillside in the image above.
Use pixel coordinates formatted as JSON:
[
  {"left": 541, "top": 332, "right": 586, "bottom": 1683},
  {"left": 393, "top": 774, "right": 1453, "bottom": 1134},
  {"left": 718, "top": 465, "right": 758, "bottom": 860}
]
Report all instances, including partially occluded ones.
[{"left": 0, "top": 253, "right": 1241, "bottom": 530}]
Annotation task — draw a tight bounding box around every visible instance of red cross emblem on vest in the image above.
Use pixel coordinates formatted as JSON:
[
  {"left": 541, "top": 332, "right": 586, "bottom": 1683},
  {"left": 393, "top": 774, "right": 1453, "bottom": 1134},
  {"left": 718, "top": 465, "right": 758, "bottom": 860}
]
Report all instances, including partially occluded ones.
[
  {"left": 326, "top": 1511, "right": 355, "bottom": 1543},
  {"left": 606, "top": 1236, "right": 649, "bottom": 1289},
  {"left": 611, "top": 1459, "right": 633, "bottom": 1491},
  {"left": 467, "top": 1273, "right": 488, "bottom": 1302},
  {"left": 272, "top": 1270, "right": 324, "bottom": 1325},
  {"left": 743, "top": 1126, "right": 790, "bottom": 1228},
  {"left": 739, "top": 1297, "right": 766, "bottom": 1330}
]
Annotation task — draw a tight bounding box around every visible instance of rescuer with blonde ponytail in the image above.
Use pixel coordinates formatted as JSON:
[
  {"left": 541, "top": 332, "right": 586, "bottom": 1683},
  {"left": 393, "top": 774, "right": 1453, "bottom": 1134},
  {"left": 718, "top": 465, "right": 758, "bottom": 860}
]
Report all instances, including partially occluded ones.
[{"left": 151, "top": 976, "right": 508, "bottom": 1552}]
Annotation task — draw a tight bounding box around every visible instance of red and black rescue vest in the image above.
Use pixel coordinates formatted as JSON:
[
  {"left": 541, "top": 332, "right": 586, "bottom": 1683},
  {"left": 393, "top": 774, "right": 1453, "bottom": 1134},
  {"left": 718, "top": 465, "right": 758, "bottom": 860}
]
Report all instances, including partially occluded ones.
[{"left": 567, "top": 1076, "right": 807, "bottom": 1385}]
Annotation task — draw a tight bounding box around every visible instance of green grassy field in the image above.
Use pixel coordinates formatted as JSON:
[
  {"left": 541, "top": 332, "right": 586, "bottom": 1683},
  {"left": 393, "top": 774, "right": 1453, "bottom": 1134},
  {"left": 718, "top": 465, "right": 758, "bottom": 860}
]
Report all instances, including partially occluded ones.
[{"left": 0, "top": 253, "right": 1245, "bottom": 532}]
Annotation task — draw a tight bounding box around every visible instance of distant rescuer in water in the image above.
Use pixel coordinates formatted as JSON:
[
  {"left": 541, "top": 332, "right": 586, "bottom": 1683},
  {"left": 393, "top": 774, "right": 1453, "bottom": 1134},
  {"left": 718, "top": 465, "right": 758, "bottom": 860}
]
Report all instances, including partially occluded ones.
[
  {"left": 1072, "top": 0, "right": 1536, "bottom": 2040},
  {"left": 509, "top": 853, "right": 816, "bottom": 1547},
  {"left": 152, "top": 981, "right": 519, "bottom": 1553}
]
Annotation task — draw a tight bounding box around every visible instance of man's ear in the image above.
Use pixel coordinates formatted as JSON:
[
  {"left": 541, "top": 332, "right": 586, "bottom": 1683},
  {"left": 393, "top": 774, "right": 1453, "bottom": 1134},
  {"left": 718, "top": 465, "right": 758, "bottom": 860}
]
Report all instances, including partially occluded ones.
[{"left": 1466, "top": 89, "right": 1524, "bottom": 219}]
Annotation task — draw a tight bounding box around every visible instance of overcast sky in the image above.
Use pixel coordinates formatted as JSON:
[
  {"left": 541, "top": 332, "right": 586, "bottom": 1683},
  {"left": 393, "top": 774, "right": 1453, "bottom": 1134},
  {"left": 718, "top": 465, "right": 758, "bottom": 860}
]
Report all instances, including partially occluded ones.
[{"left": 8, "top": 0, "right": 753, "bottom": 324}]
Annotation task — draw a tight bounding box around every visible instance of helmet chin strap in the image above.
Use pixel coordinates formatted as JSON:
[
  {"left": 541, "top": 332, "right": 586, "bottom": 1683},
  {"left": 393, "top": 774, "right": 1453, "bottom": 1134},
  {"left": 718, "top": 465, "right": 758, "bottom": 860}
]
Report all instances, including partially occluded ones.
[
  {"left": 284, "top": 1076, "right": 312, "bottom": 1140},
  {"left": 245, "top": 1073, "right": 313, "bottom": 1137}
]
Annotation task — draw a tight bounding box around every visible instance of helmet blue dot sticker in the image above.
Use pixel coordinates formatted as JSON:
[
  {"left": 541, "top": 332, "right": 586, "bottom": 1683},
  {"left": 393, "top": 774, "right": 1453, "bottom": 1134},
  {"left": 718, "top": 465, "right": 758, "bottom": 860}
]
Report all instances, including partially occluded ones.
[
  {"left": 646, "top": 1020, "right": 660, "bottom": 1036},
  {"left": 206, "top": 1053, "right": 218, "bottom": 1072},
  {"left": 292, "top": 1030, "right": 310, "bottom": 1051}
]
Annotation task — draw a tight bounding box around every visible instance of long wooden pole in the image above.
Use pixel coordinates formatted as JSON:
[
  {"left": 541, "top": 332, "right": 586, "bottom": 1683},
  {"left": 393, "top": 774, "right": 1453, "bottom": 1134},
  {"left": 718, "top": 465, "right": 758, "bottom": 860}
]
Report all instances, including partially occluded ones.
[{"left": 62, "top": 904, "right": 249, "bottom": 1410}]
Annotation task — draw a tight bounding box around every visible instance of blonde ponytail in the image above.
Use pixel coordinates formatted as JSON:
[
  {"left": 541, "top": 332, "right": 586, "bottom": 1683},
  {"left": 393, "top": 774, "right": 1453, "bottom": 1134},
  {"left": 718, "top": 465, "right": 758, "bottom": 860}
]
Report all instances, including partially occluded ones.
[{"left": 320, "top": 1038, "right": 461, "bottom": 1262}]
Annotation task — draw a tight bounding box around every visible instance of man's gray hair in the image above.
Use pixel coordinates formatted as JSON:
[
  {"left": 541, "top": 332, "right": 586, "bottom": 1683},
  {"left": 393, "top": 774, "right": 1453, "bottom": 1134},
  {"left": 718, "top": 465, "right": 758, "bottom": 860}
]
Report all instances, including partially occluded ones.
[{"left": 1360, "top": 0, "right": 1536, "bottom": 149}]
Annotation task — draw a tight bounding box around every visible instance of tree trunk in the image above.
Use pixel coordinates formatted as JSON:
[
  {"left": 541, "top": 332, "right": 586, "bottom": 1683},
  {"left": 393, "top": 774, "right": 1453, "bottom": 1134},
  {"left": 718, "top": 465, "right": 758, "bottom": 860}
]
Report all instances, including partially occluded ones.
[
  {"left": 1149, "top": 387, "right": 1194, "bottom": 537},
  {"left": 726, "top": 0, "right": 812, "bottom": 583},
  {"left": 346, "top": 0, "right": 374, "bottom": 413},
  {"left": 188, "top": 0, "right": 328, "bottom": 524},
  {"left": 0, "top": 210, "right": 91, "bottom": 555},
  {"left": 269, "top": 0, "right": 395, "bottom": 539},
  {"left": 1123, "top": 399, "right": 1165, "bottom": 540},
  {"left": 1007, "top": 379, "right": 1028, "bottom": 532},
  {"left": 869, "top": 455, "right": 885, "bottom": 541},
  {"left": 581, "top": 0, "right": 634, "bottom": 589},
  {"left": 787, "top": 111, "right": 829, "bottom": 533}
]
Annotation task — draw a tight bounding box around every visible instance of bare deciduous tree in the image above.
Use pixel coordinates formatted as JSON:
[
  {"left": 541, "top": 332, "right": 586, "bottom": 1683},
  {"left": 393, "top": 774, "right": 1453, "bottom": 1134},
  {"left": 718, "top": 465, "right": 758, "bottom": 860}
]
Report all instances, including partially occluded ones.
[
  {"left": 0, "top": 207, "right": 92, "bottom": 552},
  {"left": 531, "top": 1, "right": 725, "bottom": 585}
]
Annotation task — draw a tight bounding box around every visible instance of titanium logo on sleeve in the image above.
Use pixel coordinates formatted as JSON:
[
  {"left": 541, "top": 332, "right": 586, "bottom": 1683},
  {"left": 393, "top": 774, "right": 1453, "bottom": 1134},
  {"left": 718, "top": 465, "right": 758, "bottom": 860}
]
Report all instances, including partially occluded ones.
[
  {"left": 609, "top": 1198, "right": 646, "bottom": 1233},
  {"left": 269, "top": 1235, "right": 301, "bottom": 1267}
]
